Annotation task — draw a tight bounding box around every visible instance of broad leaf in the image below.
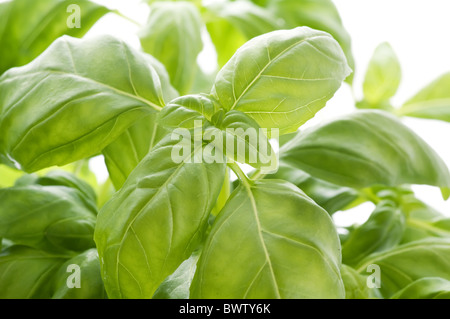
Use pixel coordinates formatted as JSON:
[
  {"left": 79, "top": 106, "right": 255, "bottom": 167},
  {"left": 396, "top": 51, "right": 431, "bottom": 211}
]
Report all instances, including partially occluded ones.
[
  {"left": 95, "top": 137, "right": 226, "bottom": 298},
  {"left": 361, "top": 42, "right": 401, "bottom": 108},
  {"left": 0, "top": 0, "right": 108, "bottom": 74},
  {"left": 0, "top": 184, "right": 97, "bottom": 252},
  {"left": 342, "top": 200, "right": 405, "bottom": 266},
  {"left": 279, "top": 110, "right": 450, "bottom": 193},
  {"left": 399, "top": 72, "right": 450, "bottom": 122},
  {"left": 0, "top": 35, "right": 169, "bottom": 172},
  {"left": 212, "top": 27, "right": 351, "bottom": 134},
  {"left": 139, "top": 1, "right": 203, "bottom": 95},
  {"left": 0, "top": 164, "right": 23, "bottom": 188},
  {"left": 355, "top": 238, "right": 450, "bottom": 298},
  {"left": 0, "top": 245, "right": 70, "bottom": 298},
  {"left": 391, "top": 277, "right": 450, "bottom": 299},
  {"left": 268, "top": 0, "right": 355, "bottom": 83},
  {"left": 191, "top": 179, "right": 345, "bottom": 298}
]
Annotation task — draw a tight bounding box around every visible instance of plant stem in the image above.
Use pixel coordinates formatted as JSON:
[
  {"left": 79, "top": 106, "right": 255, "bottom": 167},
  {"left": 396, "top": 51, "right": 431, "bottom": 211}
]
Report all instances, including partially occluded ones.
[{"left": 228, "top": 161, "right": 252, "bottom": 188}]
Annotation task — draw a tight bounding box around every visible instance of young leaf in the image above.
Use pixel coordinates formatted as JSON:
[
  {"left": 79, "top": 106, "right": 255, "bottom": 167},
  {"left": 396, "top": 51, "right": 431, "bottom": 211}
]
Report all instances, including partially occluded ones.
[
  {"left": 279, "top": 110, "right": 450, "bottom": 192},
  {"left": 191, "top": 179, "right": 345, "bottom": 299},
  {"left": 0, "top": 35, "right": 169, "bottom": 172},
  {"left": 361, "top": 42, "right": 401, "bottom": 108},
  {"left": 355, "top": 238, "right": 450, "bottom": 298},
  {"left": 342, "top": 200, "right": 405, "bottom": 266},
  {"left": 398, "top": 72, "right": 450, "bottom": 122},
  {"left": 159, "top": 95, "right": 277, "bottom": 170},
  {"left": 52, "top": 249, "right": 106, "bottom": 299},
  {"left": 139, "top": 1, "right": 203, "bottom": 95},
  {"left": 0, "top": 185, "right": 97, "bottom": 252},
  {"left": 391, "top": 277, "right": 450, "bottom": 299},
  {"left": 0, "top": 0, "right": 109, "bottom": 74},
  {"left": 95, "top": 137, "right": 226, "bottom": 298},
  {"left": 267, "top": 0, "right": 355, "bottom": 83},
  {"left": 212, "top": 27, "right": 351, "bottom": 134},
  {"left": 0, "top": 245, "right": 70, "bottom": 298}
]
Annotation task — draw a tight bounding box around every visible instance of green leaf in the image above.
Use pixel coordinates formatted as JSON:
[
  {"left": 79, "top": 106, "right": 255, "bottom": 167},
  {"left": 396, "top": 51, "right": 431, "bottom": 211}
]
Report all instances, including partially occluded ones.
[
  {"left": 399, "top": 72, "right": 450, "bottom": 122},
  {"left": 391, "top": 277, "right": 450, "bottom": 299},
  {"left": 95, "top": 137, "right": 226, "bottom": 298},
  {"left": 103, "top": 114, "right": 170, "bottom": 190},
  {"left": 268, "top": 0, "right": 355, "bottom": 83},
  {"left": 158, "top": 94, "right": 219, "bottom": 129},
  {"left": 355, "top": 238, "right": 450, "bottom": 298},
  {"left": 342, "top": 200, "right": 405, "bottom": 266},
  {"left": 152, "top": 251, "right": 200, "bottom": 299},
  {"left": 52, "top": 249, "right": 106, "bottom": 299},
  {"left": 212, "top": 27, "right": 351, "bottom": 134},
  {"left": 28, "top": 170, "right": 97, "bottom": 205},
  {"left": 0, "top": 35, "right": 169, "bottom": 172},
  {"left": 0, "top": 0, "right": 109, "bottom": 74},
  {"left": 205, "top": 0, "right": 281, "bottom": 67},
  {"left": 361, "top": 42, "right": 401, "bottom": 107},
  {"left": 139, "top": 1, "right": 203, "bottom": 95},
  {"left": 0, "top": 185, "right": 97, "bottom": 252},
  {"left": 191, "top": 179, "right": 345, "bottom": 298},
  {"left": 340, "top": 264, "right": 371, "bottom": 299},
  {"left": 0, "top": 245, "right": 70, "bottom": 298},
  {"left": 266, "top": 160, "right": 358, "bottom": 214},
  {"left": 159, "top": 95, "right": 277, "bottom": 170},
  {"left": 279, "top": 110, "right": 450, "bottom": 190}
]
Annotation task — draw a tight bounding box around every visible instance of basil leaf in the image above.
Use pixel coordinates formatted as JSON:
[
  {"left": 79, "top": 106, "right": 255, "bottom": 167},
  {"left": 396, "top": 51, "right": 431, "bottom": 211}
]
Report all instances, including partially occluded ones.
[
  {"left": 159, "top": 95, "right": 277, "bottom": 170},
  {"left": 0, "top": 35, "right": 169, "bottom": 172},
  {"left": 212, "top": 27, "right": 351, "bottom": 134},
  {"left": 399, "top": 72, "right": 450, "bottom": 122},
  {"left": 391, "top": 277, "right": 450, "bottom": 299},
  {"left": 342, "top": 200, "right": 405, "bottom": 266},
  {"left": 0, "top": 245, "right": 70, "bottom": 298},
  {"left": 30, "top": 170, "right": 97, "bottom": 205},
  {"left": 266, "top": 161, "right": 358, "bottom": 214},
  {"left": 0, "top": 185, "right": 97, "bottom": 252},
  {"left": 152, "top": 251, "right": 200, "bottom": 299},
  {"left": 0, "top": 0, "right": 108, "bottom": 74},
  {"left": 361, "top": 42, "right": 401, "bottom": 108},
  {"left": 205, "top": 0, "right": 281, "bottom": 67},
  {"left": 280, "top": 110, "right": 450, "bottom": 193},
  {"left": 52, "top": 249, "right": 106, "bottom": 299},
  {"left": 158, "top": 94, "right": 219, "bottom": 129},
  {"left": 95, "top": 137, "right": 226, "bottom": 298},
  {"left": 139, "top": 1, "right": 203, "bottom": 95},
  {"left": 355, "top": 238, "right": 450, "bottom": 298},
  {"left": 191, "top": 179, "right": 344, "bottom": 298},
  {"left": 268, "top": 0, "right": 355, "bottom": 83}
]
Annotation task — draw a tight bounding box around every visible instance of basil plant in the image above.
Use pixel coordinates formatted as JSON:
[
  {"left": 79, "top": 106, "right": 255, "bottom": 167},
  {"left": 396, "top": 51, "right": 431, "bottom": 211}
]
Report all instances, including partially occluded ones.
[{"left": 0, "top": 0, "right": 450, "bottom": 300}]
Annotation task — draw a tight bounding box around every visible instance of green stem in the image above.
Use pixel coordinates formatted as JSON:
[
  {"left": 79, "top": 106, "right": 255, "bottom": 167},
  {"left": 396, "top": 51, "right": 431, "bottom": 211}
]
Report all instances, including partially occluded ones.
[
  {"left": 250, "top": 168, "right": 267, "bottom": 181},
  {"left": 228, "top": 161, "right": 252, "bottom": 188}
]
